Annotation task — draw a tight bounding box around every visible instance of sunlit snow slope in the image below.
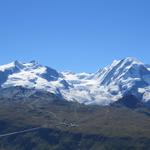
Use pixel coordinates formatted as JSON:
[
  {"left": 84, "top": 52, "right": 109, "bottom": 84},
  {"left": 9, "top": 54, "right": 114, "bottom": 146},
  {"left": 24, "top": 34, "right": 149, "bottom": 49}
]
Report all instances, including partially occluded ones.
[{"left": 0, "top": 57, "right": 150, "bottom": 105}]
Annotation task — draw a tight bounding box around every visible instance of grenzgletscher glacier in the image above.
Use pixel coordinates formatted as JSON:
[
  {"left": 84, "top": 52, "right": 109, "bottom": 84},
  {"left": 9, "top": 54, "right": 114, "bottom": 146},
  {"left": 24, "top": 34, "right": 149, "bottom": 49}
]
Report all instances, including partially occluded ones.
[{"left": 0, "top": 57, "right": 150, "bottom": 106}]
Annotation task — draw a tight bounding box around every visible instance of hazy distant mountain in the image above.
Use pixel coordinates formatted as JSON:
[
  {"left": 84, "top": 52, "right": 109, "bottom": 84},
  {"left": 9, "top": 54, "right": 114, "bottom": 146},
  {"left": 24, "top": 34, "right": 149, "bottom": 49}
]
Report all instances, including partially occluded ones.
[{"left": 0, "top": 57, "right": 150, "bottom": 106}]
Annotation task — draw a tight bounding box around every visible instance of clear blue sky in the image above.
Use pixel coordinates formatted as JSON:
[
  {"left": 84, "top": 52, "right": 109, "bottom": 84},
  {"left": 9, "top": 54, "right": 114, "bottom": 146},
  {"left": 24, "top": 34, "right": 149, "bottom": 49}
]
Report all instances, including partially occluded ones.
[{"left": 0, "top": 0, "right": 150, "bottom": 72}]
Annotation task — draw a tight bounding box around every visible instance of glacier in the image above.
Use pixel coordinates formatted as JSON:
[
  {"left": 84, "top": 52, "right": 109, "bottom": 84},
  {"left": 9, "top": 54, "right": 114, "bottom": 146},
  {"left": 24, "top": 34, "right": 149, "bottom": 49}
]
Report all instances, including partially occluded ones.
[{"left": 0, "top": 57, "right": 150, "bottom": 105}]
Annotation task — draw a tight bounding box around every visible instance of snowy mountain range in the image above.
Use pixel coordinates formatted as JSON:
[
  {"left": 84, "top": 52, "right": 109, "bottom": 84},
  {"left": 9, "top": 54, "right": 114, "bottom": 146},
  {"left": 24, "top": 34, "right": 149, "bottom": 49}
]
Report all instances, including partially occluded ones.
[{"left": 0, "top": 57, "right": 150, "bottom": 106}]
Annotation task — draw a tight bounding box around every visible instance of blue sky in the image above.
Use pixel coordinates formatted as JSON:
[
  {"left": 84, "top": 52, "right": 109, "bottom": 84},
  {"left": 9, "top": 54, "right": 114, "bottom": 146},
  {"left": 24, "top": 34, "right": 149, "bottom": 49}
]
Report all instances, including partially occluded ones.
[{"left": 0, "top": 0, "right": 150, "bottom": 72}]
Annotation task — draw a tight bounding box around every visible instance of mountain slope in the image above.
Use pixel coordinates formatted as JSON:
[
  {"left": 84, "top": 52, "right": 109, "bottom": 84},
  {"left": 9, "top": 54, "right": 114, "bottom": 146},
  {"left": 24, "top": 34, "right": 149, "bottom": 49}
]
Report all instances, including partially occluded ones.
[
  {"left": 0, "top": 96, "right": 150, "bottom": 150},
  {"left": 0, "top": 57, "right": 150, "bottom": 106}
]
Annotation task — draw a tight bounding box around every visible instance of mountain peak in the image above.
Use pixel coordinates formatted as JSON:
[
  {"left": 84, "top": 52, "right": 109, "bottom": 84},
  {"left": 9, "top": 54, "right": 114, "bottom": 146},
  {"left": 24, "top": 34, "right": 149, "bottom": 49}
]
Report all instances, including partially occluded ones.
[
  {"left": 95, "top": 57, "right": 148, "bottom": 86},
  {"left": 123, "top": 57, "right": 138, "bottom": 61},
  {"left": 13, "top": 60, "right": 24, "bottom": 69},
  {"left": 29, "top": 60, "right": 38, "bottom": 65},
  {"left": 0, "top": 61, "right": 23, "bottom": 72},
  {"left": 0, "top": 58, "right": 150, "bottom": 106},
  {"left": 121, "top": 57, "right": 143, "bottom": 65}
]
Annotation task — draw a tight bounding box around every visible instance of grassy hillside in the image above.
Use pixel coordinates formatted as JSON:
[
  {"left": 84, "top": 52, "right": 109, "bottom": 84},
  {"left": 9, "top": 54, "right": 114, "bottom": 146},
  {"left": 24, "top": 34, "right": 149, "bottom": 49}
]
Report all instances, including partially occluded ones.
[{"left": 0, "top": 95, "right": 150, "bottom": 150}]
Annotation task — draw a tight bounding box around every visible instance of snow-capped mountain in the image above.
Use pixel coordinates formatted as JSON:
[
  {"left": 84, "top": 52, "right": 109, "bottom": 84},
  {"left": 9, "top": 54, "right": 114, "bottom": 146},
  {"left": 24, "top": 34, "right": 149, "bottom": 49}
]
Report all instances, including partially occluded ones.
[
  {"left": 94, "top": 57, "right": 150, "bottom": 102},
  {"left": 0, "top": 60, "right": 67, "bottom": 95},
  {"left": 0, "top": 57, "right": 150, "bottom": 106}
]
